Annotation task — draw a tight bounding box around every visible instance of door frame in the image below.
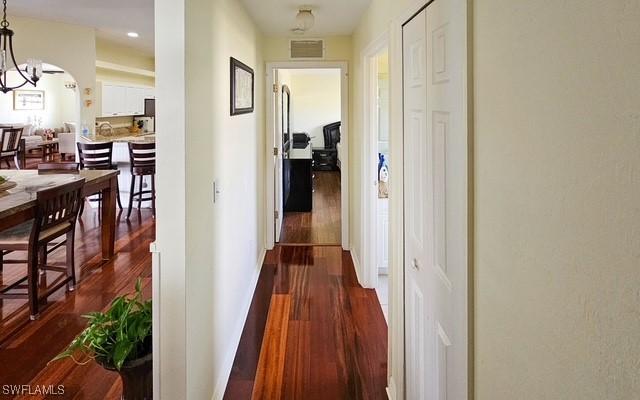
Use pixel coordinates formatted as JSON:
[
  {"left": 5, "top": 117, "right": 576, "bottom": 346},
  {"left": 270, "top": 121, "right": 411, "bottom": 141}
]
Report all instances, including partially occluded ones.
[
  {"left": 361, "top": 32, "right": 390, "bottom": 290},
  {"left": 265, "top": 61, "right": 350, "bottom": 250}
]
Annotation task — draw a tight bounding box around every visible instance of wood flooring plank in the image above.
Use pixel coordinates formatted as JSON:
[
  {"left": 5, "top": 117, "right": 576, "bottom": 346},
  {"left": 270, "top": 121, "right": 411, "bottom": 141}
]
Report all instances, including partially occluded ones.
[
  {"left": 0, "top": 205, "right": 154, "bottom": 400},
  {"left": 227, "top": 245, "right": 388, "bottom": 400},
  {"left": 251, "top": 294, "right": 291, "bottom": 400},
  {"left": 280, "top": 171, "right": 341, "bottom": 245}
]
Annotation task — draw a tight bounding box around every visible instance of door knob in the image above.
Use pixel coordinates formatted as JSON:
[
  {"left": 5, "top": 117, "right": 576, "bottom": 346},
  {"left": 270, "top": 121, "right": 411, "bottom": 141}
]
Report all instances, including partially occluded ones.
[{"left": 411, "top": 258, "right": 419, "bottom": 271}]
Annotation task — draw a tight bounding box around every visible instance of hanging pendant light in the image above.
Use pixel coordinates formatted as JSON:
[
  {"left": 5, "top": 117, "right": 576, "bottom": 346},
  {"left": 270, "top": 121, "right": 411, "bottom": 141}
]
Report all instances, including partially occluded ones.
[{"left": 0, "top": 0, "right": 42, "bottom": 93}]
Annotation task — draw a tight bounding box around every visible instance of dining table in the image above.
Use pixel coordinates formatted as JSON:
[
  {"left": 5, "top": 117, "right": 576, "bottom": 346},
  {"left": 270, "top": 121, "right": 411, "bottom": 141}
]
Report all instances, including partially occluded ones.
[{"left": 0, "top": 169, "right": 120, "bottom": 260}]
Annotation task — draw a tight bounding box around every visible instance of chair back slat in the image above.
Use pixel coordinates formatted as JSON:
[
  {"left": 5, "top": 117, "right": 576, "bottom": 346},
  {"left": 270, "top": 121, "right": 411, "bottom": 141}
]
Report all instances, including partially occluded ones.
[
  {"left": 77, "top": 142, "right": 114, "bottom": 170},
  {"left": 129, "top": 142, "right": 156, "bottom": 174},
  {"left": 33, "top": 179, "right": 85, "bottom": 235},
  {"left": 38, "top": 162, "right": 80, "bottom": 174},
  {"left": 1, "top": 128, "right": 23, "bottom": 153}
]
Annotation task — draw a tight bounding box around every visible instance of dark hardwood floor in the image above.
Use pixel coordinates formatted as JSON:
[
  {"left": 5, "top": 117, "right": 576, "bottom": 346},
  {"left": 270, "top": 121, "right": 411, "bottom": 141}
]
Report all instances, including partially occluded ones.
[
  {"left": 280, "top": 171, "right": 341, "bottom": 245},
  {"left": 0, "top": 205, "right": 154, "bottom": 399},
  {"left": 224, "top": 246, "right": 388, "bottom": 400}
]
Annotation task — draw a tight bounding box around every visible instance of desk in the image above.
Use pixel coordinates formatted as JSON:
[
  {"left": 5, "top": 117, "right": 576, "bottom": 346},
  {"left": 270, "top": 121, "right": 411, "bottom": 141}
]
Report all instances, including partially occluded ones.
[
  {"left": 0, "top": 170, "right": 120, "bottom": 260},
  {"left": 284, "top": 142, "right": 313, "bottom": 212}
]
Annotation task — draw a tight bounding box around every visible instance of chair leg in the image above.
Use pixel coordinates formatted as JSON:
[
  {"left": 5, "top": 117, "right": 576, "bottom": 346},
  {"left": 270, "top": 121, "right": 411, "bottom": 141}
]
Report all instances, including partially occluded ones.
[
  {"left": 0, "top": 250, "right": 3, "bottom": 273},
  {"left": 137, "top": 176, "right": 143, "bottom": 210},
  {"left": 66, "top": 231, "right": 76, "bottom": 291},
  {"left": 38, "top": 246, "right": 47, "bottom": 276},
  {"left": 116, "top": 180, "right": 123, "bottom": 210},
  {"left": 79, "top": 199, "right": 85, "bottom": 217},
  {"left": 27, "top": 245, "right": 39, "bottom": 320},
  {"left": 4, "top": 159, "right": 10, "bottom": 169},
  {"left": 127, "top": 175, "right": 136, "bottom": 220},
  {"left": 151, "top": 174, "right": 156, "bottom": 218}
]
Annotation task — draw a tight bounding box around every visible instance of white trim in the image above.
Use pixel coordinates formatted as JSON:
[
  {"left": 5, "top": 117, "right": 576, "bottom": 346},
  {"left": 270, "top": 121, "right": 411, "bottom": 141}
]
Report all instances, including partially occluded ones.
[
  {"left": 150, "top": 242, "right": 161, "bottom": 399},
  {"left": 350, "top": 249, "right": 362, "bottom": 284},
  {"left": 211, "top": 249, "right": 267, "bottom": 400},
  {"left": 386, "top": 376, "right": 398, "bottom": 400},
  {"left": 265, "top": 61, "right": 350, "bottom": 251},
  {"left": 361, "top": 31, "right": 390, "bottom": 290},
  {"left": 96, "top": 60, "right": 156, "bottom": 78}
]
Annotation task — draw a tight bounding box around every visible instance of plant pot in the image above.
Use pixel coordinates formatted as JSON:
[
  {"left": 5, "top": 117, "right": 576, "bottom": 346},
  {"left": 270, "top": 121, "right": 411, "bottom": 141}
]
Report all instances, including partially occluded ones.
[{"left": 98, "top": 352, "right": 153, "bottom": 400}]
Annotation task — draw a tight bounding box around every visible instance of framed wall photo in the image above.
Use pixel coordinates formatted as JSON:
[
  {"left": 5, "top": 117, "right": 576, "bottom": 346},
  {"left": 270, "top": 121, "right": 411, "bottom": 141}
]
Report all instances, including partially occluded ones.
[
  {"left": 230, "top": 57, "right": 254, "bottom": 115},
  {"left": 14, "top": 90, "right": 45, "bottom": 111}
]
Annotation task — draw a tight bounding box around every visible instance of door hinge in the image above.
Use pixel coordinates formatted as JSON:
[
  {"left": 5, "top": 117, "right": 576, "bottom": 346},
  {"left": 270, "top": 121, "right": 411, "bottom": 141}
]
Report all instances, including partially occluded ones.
[
  {"left": 273, "top": 83, "right": 279, "bottom": 93},
  {"left": 273, "top": 147, "right": 279, "bottom": 156},
  {"left": 274, "top": 210, "right": 279, "bottom": 220}
]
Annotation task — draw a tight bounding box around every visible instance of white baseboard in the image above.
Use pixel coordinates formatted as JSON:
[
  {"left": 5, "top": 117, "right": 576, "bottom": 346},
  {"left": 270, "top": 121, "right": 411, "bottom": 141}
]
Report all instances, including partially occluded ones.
[
  {"left": 386, "top": 376, "right": 397, "bottom": 400},
  {"left": 211, "top": 248, "right": 266, "bottom": 400},
  {"left": 350, "top": 249, "right": 363, "bottom": 285}
]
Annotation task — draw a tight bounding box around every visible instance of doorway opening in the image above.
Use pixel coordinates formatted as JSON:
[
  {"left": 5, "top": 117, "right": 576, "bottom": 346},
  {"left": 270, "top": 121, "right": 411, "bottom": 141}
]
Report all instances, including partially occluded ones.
[
  {"left": 265, "top": 62, "right": 349, "bottom": 249},
  {"left": 1, "top": 63, "right": 80, "bottom": 168},
  {"left": 277, "top": 68, "right": 342, "bottom": 245},
  {"left": 361, "top": 33, "right": 392, "bottom": 326}
]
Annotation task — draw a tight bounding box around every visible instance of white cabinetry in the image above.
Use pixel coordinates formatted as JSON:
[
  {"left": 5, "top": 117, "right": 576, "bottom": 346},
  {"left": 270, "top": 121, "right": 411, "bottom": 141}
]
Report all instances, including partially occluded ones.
[
  {"left": 126, "top": 87, "right": 145, "bottom": 115},
  {"left": 98, "top": 82, "right": 154, "bottom": 117}
]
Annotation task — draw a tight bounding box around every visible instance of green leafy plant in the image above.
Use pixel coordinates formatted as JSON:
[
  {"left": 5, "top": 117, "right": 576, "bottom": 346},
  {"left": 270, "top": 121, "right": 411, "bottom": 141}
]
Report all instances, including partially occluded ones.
[{"left": 52, "top": 278, "right": 152, "bottom": 370}]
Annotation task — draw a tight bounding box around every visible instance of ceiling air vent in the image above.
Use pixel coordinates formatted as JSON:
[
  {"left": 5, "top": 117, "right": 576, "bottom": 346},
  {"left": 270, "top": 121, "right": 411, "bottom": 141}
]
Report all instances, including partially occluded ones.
[{"left": 289, "top": 39, "right": 325, "bottom": 60}]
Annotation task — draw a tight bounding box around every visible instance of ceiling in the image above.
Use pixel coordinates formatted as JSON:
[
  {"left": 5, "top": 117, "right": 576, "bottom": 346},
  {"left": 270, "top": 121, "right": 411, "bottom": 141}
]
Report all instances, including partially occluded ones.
[
  {"left": 8, "top": 0, "right": 154, "bottom": 54},
  {"left": 241, "top": 0, "right": 371, "bottom": 36}
]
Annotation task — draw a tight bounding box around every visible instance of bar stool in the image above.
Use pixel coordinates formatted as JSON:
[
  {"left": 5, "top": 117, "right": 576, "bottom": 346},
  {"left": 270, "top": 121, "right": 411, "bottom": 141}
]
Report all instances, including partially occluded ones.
[
  {"left": 127, "top": 142, "right": 156, "bottom": 219},
  {"left": 77, "top": 142, "right": 123, "bottom": 213},
  {"left": 0, "top": 179, "right": 85, "bottom": 320}
]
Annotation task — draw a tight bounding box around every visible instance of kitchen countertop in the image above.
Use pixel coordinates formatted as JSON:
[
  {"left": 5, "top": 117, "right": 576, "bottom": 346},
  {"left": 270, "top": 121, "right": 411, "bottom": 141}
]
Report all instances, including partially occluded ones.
[{"left": 81, "top": 132, "right": 155, "bottom": 143}]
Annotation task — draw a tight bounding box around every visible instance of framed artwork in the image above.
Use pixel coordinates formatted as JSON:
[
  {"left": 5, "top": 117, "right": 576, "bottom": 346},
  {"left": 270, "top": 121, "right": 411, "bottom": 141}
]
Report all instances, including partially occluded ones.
[
  {"left": 14, "top": 90, "right": 45, "bottom": 110},
  {"left": 230, "top": 57, "right": 254, "bottom": 115}
]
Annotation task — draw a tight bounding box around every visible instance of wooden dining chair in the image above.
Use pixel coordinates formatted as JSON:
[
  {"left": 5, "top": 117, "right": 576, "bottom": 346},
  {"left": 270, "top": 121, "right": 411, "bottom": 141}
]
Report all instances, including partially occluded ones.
[
  {"left": 0, "top": 178, "right": 85, "bottom": 320},
  {"left": 0, "top": 127, "right": 24, "bottom": 169},
  {"left": 127, "top": 142, "right": 156, "bottom": 219},
  {"left": 77, "top": 142, "right": 123, "bottom": 212}
]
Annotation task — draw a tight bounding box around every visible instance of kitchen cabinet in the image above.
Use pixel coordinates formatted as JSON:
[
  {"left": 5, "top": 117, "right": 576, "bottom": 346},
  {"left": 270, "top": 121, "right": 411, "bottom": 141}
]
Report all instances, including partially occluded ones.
[
  {"left": 126, "top": 87, "right": 145, "bottom": 115},
  {"left": 98, "top": 82, "right": 155, "bottom": 117}
]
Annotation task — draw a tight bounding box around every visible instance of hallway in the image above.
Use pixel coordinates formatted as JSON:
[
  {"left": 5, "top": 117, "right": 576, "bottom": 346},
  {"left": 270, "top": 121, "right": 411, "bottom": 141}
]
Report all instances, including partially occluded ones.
[
  {"left": 224, "top": 245, "right": 387, "bottom": 400},
  {"left": 280, "top": 171, "right": 341, "bottom": 245}
]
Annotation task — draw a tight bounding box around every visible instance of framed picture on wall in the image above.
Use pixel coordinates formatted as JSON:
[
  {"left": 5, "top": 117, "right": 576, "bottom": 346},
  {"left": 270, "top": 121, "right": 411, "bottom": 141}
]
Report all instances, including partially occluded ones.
[
  {"left": 14, "top": 90, "right": 45, "bottom": 111},
  {"left": 230, "top": 57, "right": 254, "bottom": 115}
]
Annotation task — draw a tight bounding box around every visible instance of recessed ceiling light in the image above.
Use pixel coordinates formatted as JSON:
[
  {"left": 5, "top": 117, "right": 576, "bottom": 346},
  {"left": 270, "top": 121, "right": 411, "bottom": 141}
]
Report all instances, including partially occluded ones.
[{"left": 127, "top": 32, "right": 139, "bottom": 38}]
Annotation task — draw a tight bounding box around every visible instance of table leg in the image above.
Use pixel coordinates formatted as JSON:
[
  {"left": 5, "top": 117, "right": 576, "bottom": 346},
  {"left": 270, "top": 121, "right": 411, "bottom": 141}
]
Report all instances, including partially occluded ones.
[{"left": 100, "top": 176, "right": 117, "bottom": 260}]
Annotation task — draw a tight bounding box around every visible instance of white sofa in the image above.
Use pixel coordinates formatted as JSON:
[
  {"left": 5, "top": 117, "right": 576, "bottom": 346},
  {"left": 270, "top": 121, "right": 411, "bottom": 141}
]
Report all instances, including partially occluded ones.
[{"left": 10, "top": 122, "right": 77, "bottom": 160}]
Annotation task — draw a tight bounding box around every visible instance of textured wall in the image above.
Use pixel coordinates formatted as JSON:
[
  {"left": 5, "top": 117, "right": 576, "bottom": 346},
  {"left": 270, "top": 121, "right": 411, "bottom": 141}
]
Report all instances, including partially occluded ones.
[{"left": 474, "top": 1, "right": 640, "bottom": 398}]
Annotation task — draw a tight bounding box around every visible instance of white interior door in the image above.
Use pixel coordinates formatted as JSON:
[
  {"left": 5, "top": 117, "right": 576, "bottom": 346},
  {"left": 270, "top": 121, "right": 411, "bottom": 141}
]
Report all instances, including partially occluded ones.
[
  {"left": 274, "top": 72, "right": 284, "bottom": 242},
  {"left": 403, "top": 0, "right": 467, "bottom": 398}
]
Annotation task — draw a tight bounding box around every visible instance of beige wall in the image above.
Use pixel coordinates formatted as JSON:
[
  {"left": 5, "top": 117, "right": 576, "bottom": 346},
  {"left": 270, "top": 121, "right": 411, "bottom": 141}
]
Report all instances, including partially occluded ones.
[
  {"left": 0, "top": 71, "right": 76, "bottom": 128},
  {"left": 185, "top": 0, "right": 265, "bottom": 398},
  {"left": 96, "top": 38, "right": 155, "bottom": 86},
  {"left": 263, "top": 35, "right": 352, "bottom": 62},
  {"left": 287, "top": 69, "right": 341, "bottom": 148},
  {"left": 474, "top": 1, "right": 640, "bottom": 398},
  {"left": 5, "top": 16, "right": 96, "bottom": 132}
]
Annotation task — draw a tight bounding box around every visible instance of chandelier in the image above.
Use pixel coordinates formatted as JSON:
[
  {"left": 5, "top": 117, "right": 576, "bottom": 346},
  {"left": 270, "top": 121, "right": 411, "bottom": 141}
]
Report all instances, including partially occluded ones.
[{"left": 0, "top": 0, "right": 42, "bottom": 93}]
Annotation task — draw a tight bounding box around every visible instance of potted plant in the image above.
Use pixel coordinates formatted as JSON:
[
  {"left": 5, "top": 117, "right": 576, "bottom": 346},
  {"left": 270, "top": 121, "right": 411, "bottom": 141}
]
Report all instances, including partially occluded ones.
[{"left": 52, "top": 279, "right": 152, "bottom": 400}]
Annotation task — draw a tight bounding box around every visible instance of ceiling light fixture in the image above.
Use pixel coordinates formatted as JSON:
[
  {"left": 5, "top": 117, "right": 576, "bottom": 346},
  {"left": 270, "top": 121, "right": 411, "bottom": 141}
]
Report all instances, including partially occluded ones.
[
  {"left": 293, "top": 8, "right": 314, "bottom": 34},
  {"left": 0, "top": 0, "right": 42, "bottom": 93},
  {"left": 127, "top": 32, "right": 139, "bottom": 38}
]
